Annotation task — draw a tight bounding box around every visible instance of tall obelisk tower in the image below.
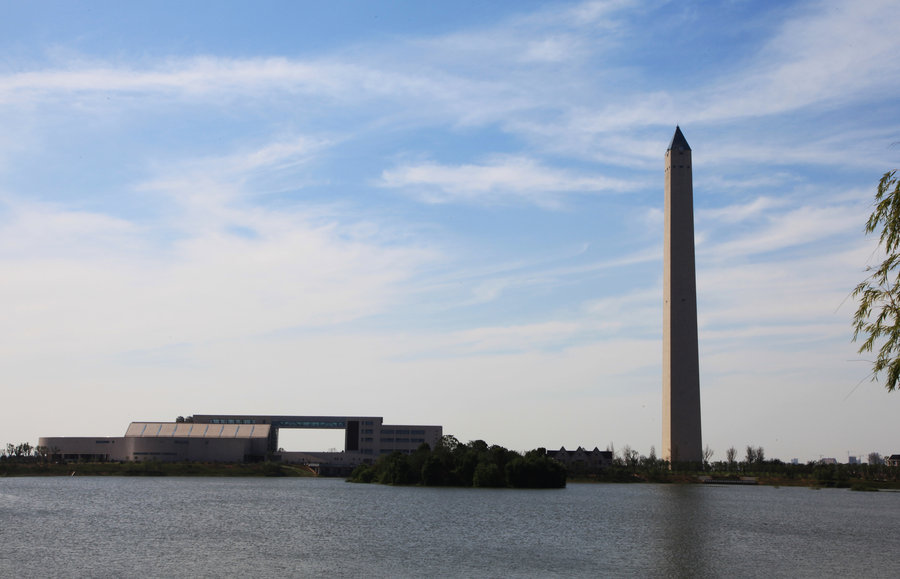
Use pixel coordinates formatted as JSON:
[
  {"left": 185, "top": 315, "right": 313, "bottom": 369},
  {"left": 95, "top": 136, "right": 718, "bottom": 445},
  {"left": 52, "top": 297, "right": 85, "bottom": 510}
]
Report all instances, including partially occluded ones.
[{"left": 663, "top": 126, "right": 702, "bottom": 463}]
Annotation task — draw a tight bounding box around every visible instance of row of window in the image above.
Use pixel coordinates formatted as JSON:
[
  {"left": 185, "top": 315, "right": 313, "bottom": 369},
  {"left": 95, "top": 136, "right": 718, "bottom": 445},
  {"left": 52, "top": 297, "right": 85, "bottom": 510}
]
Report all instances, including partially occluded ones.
[
  {"left": 274, "top": 420, "right": 345, "bottom": 429},
  {"left": 133, "top": 452, "right": 178, "bottom": 456},
  {"left": 358, "top": 437, "right": 428, "bottom": 445},
  {"left": 380, "top": 429, "right": 426, "bottom": 435}
]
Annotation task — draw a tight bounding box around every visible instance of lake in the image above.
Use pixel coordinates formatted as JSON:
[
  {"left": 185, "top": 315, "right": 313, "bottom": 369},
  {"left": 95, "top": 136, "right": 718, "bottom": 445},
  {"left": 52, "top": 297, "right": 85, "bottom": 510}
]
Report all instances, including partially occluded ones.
[{"left": 1, "top": 477, "right": 898, "bottom": 577}]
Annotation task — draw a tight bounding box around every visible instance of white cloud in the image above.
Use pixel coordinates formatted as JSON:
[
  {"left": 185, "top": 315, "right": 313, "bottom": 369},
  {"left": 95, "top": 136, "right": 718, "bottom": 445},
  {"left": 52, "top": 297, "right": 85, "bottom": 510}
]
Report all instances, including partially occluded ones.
[
  {"left": 562, "top": 0, "right": 635, "bottom": 27},
  {"left": 521, "top": 36, "right": 582, "bottom": 63},
  {"left": 696, "top": 245, "right": 866, "bottom": 339},
  {"left": 0, "top": 211, "right": 433, "bottom": 359},
  {"left": 0, "top": 57, "right": 344, "bottom": 100},
  {"left": 704, "top": 204, "right": 864, "bottom": 260},
  {"left": 0, "top": 199, "right": 139, "bottom": 258},
  {"left": 138, "top": 136, "right": 331, "bottom": 210},
  {"left": 380, "top": 155, "right": 639, "bottom": 207},
  {"left": 697, "top": 197, "right": 786, "bottom": 224},
  {"left": 0, "top": 0, "right": 894, "bottom": 461},
  {"left": 585, "top": 288, "right": 659, "bottom": 327},
  {"left": 683, "top": 0, "right": 900, "bottom": 126},
  {"left": 0, "top": 133, "right": 439, "bottom": 362}
]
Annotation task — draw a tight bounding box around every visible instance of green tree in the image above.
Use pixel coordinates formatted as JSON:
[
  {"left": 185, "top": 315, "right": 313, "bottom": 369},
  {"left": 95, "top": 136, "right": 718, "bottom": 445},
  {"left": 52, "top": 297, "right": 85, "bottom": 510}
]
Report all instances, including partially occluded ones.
[
  {"left": 437, "top": 434, "right": 460, "bottom": 453},
  {"left": 407, "top": 442, "right": 431, "bottom": 481},
  {"left": 702, "top": 445, "right": 714, "bottom": 469},
  {"left": 853, "top": 170, "right": 900, "bottom": 390},
  {"left": 349, "top": 463, "right": 376, "bottom": 483},
  {"left": 621, "top": 445, "right": 639, "bottom": 473},
  {"left": 378, "top": 452, "right": 414, "bottom": 485},
  {"left": 454, "top": 445, "right": 481, "bottom": 486},
  {"left": 505, "top": 454, "right": 566, "bottom": 488},
  {"left": 420, "top": 454, "right": 447, "bottom": 485},
  {"left": 34, "top": 445, "right": 50, "bottom": 462},
  {"left": 472, "top": 462, "right": 505, "bottom": 487}
]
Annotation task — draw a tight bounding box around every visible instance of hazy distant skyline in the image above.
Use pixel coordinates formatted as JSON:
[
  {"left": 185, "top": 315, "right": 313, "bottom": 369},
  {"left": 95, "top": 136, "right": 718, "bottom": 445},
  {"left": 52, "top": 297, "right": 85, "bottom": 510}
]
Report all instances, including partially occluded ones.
[{"left": 2, "top": 0, "right": 899, "bottom": 462}]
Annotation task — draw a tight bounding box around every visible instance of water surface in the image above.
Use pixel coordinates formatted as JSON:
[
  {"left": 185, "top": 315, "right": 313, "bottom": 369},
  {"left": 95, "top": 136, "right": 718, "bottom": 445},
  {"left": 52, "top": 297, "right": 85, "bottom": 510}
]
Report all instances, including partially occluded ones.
[{"left": 1, "top": 477, "right": 897, "bottom": 577}]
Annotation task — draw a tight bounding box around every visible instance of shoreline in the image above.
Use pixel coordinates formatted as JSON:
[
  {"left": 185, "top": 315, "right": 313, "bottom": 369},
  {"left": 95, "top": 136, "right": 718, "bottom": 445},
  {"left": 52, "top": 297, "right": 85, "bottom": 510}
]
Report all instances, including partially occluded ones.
[
  {"left": 4, "top": 462, "right": 900, "bottom": 491},
  {"left": 0, "top": 461, "right": 315, "bottom": 478}
]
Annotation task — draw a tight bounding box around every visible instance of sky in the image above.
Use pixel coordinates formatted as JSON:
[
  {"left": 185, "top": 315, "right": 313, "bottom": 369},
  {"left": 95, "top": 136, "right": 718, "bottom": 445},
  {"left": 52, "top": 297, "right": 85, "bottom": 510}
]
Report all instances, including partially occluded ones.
[{"left": 1, "top": 0, "right": 899, "bottom": 463}]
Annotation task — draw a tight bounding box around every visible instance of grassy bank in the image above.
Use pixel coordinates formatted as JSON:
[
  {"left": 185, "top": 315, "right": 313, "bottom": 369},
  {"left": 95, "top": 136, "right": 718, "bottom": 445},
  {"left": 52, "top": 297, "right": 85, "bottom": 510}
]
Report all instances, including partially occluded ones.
[
  {"left": 6, "top": 461, "right": 900, "bottom": 491},
  {"left": 568, "top": 471, "right": 900, "bottom": 490},
  {"left": 0, "top": 461, "right": 316, "bottom": 477}
]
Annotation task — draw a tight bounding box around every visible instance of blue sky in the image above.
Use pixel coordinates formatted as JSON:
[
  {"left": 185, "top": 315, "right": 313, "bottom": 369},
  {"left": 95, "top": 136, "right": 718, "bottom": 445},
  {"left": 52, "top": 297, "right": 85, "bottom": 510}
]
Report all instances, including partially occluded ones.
[{"left": 2, "top": 0, "right": 898, "bottom": 462}]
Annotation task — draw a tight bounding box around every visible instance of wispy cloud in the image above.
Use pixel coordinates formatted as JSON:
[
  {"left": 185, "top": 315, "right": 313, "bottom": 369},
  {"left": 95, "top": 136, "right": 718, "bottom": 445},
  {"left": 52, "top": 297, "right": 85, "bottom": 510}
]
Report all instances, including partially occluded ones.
[
  {"left": 700, "top": 0, "right": 900, "bottom": 120},
  {"left": 698, "top": 197, "right": 787, "bottom": 224},
  {"left": 0, "top": 0, "right": 896, "bottom": 459},
  {"left": 380, "top": 155, "right": 641, "bottom": 207},
  {"left": 138, "top": 136, "right": 331, "bottom": 209},
  {"left": 0, "top": 57, "right": 348, "bottom": 100},
  {"left": 704, "top": 204, "right": 865, "bottom": 260},
  {"left": 0, "top": 198, "right": 139, "bottom": 258},
  {"left": 0, "top": 132, "right": 439, "bottom": 362}
]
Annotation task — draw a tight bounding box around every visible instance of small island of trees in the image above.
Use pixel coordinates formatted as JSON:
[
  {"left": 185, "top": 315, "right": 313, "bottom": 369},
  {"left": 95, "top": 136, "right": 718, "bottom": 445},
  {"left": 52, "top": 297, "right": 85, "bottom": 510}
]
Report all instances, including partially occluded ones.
[{"left": 348, "top": 435, "right": 566, "bottom": 489}]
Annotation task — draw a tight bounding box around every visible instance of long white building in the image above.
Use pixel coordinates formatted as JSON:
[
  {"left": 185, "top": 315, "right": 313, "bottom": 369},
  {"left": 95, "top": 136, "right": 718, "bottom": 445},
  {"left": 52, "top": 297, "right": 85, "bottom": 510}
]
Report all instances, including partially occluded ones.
[{"left": 39, "top": 414, "right": 443, "bottom": 467}]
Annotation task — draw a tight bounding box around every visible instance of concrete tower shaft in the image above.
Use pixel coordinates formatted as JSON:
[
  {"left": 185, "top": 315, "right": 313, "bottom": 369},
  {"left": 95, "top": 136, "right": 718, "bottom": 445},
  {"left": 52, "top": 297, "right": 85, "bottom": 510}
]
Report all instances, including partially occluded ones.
[{"left": 663, "top": 126, "right": 702, "bottom": 463}]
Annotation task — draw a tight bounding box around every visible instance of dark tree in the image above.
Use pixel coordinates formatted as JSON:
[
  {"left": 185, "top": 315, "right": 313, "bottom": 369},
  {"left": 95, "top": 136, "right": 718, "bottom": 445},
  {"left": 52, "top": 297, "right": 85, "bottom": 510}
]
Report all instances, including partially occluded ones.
[{"left": 853, "top": 170, "right": 900, "bottom": 390}]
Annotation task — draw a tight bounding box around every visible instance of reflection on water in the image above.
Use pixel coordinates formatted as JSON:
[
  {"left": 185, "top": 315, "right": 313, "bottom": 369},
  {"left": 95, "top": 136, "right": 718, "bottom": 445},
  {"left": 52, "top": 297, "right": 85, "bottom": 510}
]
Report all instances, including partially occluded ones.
[
  {"left": 1, "top": 477, "right": 898, "bottom": 578},
  {"left": 654, "top": 486, "right": 710, "bottom": 577}
]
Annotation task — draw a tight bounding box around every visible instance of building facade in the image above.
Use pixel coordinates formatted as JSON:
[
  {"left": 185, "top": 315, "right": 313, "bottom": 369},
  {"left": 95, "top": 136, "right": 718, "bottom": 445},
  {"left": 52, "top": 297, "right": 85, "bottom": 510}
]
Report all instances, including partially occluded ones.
[
  {"left": 190, "top": 414, "right": 442, "bottom": 457},
  {"left": 40, "top": 414, "right": 442, "bottom": 466},
  {"left": 39, "top": 422, "right": 271, "bottom": 463},
  {"left": 546, "top": 447, "right": 613, "bottom": 473}
]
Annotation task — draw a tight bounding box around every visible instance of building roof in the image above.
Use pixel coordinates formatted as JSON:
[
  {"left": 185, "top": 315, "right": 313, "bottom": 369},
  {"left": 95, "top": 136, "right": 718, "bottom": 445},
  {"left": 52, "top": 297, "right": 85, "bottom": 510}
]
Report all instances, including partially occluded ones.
[
  {"left": 551, "top": 446, "right": 611, "bottom": 457},
  {"left": 125, "top": 422, "right": 270, "bottom": 439},
  {"left": 668, "top": 125, "right": 691, "bottom": 151}
]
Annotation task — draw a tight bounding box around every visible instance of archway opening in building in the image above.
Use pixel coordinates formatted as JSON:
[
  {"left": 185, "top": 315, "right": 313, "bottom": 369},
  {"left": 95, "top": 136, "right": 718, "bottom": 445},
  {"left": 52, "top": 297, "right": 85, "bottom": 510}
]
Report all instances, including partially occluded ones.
[{"left": 276, "top": 428, "right": 346, "bottom": 453}]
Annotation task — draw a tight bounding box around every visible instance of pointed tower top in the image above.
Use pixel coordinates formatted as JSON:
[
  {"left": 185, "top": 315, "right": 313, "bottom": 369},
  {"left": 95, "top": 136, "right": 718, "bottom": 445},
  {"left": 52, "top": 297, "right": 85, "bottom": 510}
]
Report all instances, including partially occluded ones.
[{"left": 667, "top": 126, "right": 691, "bottom": 151}]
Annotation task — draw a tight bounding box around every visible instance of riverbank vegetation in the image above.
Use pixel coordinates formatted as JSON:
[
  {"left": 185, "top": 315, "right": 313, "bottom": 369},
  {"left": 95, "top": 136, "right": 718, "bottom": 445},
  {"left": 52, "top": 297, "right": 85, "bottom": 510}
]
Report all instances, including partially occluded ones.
[
  {"left": 0, "top": 459, "right": 313, "bottom": 477},
  {"left": 348, "top": 436, "right": 566, "bottom": 488},
  {"left": 576, "top": 444, "right": 900, "bottom": 490},
  {"left": 5, "top": 439, "right": 900, "bottom": 490}
]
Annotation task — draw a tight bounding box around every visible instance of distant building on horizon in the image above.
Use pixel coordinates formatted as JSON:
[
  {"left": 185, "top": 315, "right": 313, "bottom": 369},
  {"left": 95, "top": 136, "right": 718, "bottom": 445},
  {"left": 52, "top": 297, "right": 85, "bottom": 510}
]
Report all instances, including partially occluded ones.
[
  {"left": 39, "top": 413, "right": 442, "bottom": 470},
  {"left": 546, "top": 446, "right": 613, "bottom": 473}
]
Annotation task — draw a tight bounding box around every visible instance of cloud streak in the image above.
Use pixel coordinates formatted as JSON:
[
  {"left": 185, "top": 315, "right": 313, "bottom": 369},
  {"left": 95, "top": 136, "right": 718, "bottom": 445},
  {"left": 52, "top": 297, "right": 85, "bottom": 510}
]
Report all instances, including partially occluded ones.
[
  {"left": 0, "top": 0, "right": 896, "bottom": 460},
  {"left": 380, "top": 155, "right": 642, "bottom": 207}
]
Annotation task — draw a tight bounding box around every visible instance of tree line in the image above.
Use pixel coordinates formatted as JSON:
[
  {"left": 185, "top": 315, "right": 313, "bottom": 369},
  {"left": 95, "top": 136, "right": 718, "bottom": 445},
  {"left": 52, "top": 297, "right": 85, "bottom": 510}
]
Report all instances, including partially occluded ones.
[
  {"left": 1, "top": 443, "right": 53, "bottom": 462},
  {"left": 590, "top": 443, "right": 900, "bottom": 487},
  {"left": 348, "top": 435, "right": 566, "bottom": 488}
]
